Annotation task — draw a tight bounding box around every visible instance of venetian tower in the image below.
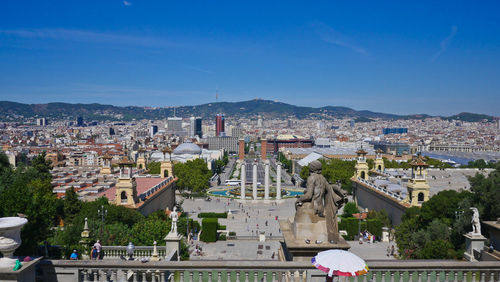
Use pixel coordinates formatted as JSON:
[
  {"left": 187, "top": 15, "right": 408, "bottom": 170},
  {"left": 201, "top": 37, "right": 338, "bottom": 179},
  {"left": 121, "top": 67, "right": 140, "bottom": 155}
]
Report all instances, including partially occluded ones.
[
  {"left": 373, "top": 149, "right": 385, "bottom": 172},
  {"left": 136, "top": 147, "right": 147, "bottom": 170},
  {"left": 160, "top": 146, "right": 174, "bottom": 178},
  {"left": 100, "top": 153, "right": 113, "bottom": 175},
  {"left": 114, "top": 157, "right": 138, "bottom": 207},
  {"left": 404, "top": 155, "right": 430, "bottom": 207},
  {"left": 354, "top": 147, "right": 369, "bottom": 180}
]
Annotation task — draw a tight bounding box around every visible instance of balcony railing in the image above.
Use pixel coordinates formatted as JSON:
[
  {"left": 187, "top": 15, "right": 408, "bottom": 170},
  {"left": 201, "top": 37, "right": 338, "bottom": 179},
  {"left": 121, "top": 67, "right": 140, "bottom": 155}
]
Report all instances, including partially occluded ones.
[{"left": 39, "top": 259, "right": 500, "bottom": 282}]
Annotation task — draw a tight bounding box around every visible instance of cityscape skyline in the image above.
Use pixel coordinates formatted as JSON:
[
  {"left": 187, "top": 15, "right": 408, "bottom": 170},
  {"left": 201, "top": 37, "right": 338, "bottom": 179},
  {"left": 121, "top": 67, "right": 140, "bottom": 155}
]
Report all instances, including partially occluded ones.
[{"left": 1, "top": 1, "right": 500, "bottom": 116}]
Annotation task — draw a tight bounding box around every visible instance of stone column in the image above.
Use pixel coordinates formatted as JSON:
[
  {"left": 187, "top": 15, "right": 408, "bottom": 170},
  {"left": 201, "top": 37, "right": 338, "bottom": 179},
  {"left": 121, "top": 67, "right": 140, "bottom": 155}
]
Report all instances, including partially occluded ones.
[
  {"left": 276, "top": 162, "right": 282, "bottom": 200},
  {"left": 240, "top": 163, "right": 246, "bottom": 200},
  {"left": 264, "top": 161, "right": 270, "bottom": 200},
  {"left": 253, "top": 162, "right": 258, "bottom": 200}
]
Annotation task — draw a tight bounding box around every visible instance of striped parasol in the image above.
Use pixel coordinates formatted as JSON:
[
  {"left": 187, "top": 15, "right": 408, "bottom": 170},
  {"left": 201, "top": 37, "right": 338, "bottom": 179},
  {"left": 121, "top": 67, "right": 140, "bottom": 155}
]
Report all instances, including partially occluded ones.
[{"left": 312, "top": 250, "right": 369, "bottom": 277}]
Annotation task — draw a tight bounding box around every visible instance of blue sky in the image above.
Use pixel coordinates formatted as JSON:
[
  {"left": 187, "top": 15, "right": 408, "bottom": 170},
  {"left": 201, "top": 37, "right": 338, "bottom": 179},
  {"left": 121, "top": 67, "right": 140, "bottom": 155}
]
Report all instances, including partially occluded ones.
[{"left": 0, "top": 1, "right": 499, "bottom": 116}]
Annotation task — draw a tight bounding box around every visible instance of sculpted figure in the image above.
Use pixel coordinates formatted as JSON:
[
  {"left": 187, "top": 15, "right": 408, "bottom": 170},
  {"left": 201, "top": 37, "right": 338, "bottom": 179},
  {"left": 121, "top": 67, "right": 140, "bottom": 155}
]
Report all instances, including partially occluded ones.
[
  {"left": 170, "top": 206, "right": 179, "bottom": 235},
  {"left": 470, "top": 207, "right": 481, "bottom": 235},
  {"left": 296, "top": 160, "right": 348, "bottom": 242}
]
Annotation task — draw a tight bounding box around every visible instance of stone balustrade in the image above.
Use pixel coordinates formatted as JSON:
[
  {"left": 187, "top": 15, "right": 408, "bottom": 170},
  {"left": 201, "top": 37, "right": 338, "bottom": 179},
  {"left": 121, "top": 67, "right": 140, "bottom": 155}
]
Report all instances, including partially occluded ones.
[
  {"left": 38, "top": 259, "right": 500, "bottom": 282},
  {"left": 101, "top": 246, "right": 169, "bottom": 260}
]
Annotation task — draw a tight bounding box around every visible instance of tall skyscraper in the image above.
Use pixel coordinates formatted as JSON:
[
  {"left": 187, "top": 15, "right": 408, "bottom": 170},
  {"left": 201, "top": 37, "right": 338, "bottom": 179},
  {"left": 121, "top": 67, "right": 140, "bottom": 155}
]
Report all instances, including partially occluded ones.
[
  {"left": 190, "top": 117, "right": 203, "bottom": 138},
  {"left": 150, "top": 125, "right": 158, "bottom": 138},
  {"left": 167, "top": 117, "right": 183, "bottom": 135},
  {"left": 76, "top": 116, "right": 83, "bottom": 127},
  {"left": 215, "top": 114, "right": 225, "bottom": 137}
]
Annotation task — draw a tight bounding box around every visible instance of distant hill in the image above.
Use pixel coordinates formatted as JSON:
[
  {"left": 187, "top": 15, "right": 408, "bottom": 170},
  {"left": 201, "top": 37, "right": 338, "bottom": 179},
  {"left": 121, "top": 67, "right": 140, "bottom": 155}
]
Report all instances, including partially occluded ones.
[
  {"left": 444, "top": 112, "right": 495, "bottom": 122},
  {"left": 0, "top": 99, "right": 493, "bottom": 122}
]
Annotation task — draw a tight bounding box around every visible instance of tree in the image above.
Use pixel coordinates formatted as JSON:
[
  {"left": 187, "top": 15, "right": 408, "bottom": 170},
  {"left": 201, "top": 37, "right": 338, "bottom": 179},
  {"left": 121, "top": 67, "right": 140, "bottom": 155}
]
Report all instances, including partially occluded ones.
[
  {"left": 148, "top": 161, "right": 161, "bottom": 174},
  {"left": 468, "top": 164, "right": 500, "bottom": 221},
  {"left": 321, "top": 159, "right": 355, "bottom": 194},
  {"left": 174, "top": 159, "right": 211, "bottom": 193},
  {"left": 63, "top": 187, "right": 81, "bottom": 225},
  {"left": 0, "top": 153, "right": 59, "bottom": 255},
  {"left": 342, "top": 202, "right": 359, "bottom": 218},
  {"left": 299, "top": 165, "right": 309, "bottom": 180}
]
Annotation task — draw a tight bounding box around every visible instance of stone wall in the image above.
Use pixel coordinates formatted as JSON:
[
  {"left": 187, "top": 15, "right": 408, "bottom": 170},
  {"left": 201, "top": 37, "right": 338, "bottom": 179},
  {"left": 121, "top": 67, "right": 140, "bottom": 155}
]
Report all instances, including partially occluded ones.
[
  {"left": 352, "top": 181, "right": 407, "bottom": 226},
  {"left": 137, "top": 182, "right": 176, "bottom": 216}
]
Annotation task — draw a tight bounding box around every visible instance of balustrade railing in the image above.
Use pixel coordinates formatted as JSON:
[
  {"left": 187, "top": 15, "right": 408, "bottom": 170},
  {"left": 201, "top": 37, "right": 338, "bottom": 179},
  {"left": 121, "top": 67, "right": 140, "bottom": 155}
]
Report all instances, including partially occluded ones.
[
  {"left": 101, "top": 246, "right": 167, "bottom": 260},
  {"left": 39, "top": 259, "right": 500, "bottom": 282}
]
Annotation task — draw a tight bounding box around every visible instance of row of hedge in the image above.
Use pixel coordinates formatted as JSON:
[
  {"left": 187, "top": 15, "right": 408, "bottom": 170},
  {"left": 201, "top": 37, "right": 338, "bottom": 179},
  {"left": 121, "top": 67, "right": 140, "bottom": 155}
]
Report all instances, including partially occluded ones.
[
  {"left": 200, "top": 218, "right": 218, "bottom": 242},
  {"left": 339, "top": 218, "right": 383, "bottom": 241},
  {"left": 198, "top": 212, "right": 228, "bottom": 218}
]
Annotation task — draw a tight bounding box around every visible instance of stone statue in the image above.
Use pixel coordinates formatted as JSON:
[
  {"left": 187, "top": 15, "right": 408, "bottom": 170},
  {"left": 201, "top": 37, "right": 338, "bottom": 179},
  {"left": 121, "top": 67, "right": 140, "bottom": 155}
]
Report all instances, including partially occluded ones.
[
  {"left": 470, "top": 207, "right": 481, "bottom": 235},
  {"left": 170, "top": 206, "right": 179, "bottom": 235},
  {"left": 296, "top": 160, "right": 347, "bottom": 243}
]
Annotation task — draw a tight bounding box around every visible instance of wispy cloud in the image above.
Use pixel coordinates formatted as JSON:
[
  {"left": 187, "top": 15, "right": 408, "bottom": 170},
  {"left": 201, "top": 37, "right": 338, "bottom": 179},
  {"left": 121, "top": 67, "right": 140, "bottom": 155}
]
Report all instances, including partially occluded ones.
[
  {"left": 0, "top": 28, "right": 180, "bottom": 48},
  {"left": 431, "top": 25, "right": 457, "bottom": 62},
  {"left": 123, "top": 0, "right": 132, "bottom": 6},
  {"left": 311, "top": 21, "right": 368, "bottom": 55}
]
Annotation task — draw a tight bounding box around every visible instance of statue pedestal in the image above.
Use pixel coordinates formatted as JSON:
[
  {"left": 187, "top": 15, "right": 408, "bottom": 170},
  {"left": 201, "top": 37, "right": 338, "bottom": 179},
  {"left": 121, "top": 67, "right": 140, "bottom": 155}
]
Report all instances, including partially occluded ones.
[
  {"left": 164, "top": 232, "right": 182, "bottom": 261},
  {"left": 280, "top": 217, "right": 350, "bottom": 262},
  {"left": 464, "top": 233, "right": 486, "bottom": 262}
]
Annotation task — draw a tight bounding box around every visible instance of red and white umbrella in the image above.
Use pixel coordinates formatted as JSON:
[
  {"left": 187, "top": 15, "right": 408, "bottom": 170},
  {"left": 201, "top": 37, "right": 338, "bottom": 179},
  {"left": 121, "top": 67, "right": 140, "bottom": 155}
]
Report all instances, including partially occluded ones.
[{"left": 312, "top": 250, "right": 369, "bottom": 277}]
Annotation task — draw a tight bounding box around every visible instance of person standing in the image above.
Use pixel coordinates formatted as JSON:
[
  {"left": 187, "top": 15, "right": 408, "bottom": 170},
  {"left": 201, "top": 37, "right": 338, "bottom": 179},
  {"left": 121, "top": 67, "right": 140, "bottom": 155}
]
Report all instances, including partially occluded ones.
[
  {"left": 93, "top": 240, "right": 102, "bottom": 260},
  {"left": 70, "top": 250, "right": 79, "bottom": 260}
]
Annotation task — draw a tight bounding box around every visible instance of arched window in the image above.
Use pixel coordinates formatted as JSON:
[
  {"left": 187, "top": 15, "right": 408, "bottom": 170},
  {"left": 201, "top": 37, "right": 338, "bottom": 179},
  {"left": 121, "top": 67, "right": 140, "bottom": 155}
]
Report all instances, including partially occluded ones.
[
  {"left": 361, "top": 171, "right": 366, "bottom": 179},
  {"left": 163, "top": 170, "right": 169, "bottom": 177},
  {"left": 138, "top": 164, "right": 142, "bottom": 169},
  {"left": 121, "top": 191, "right": 127, "bottom": 204},
  {"left": 378, "top": 165, "right": 382, "bottom": 171},
  {"left": 418, "top": 192, "right": 424, "bottom": 202}
]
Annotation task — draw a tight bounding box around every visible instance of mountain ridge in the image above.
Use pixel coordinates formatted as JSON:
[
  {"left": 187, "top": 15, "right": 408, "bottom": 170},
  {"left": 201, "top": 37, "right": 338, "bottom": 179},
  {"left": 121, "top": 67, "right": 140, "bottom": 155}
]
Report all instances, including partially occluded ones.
[{"left": 0, "top": 99, "right": 494, "bottom": 122}]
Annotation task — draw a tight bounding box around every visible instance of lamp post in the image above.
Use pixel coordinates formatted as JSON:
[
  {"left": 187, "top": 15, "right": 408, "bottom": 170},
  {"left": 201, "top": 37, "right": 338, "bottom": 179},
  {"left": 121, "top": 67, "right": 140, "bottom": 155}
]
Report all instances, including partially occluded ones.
[{"left": 98, "top": 205, "right": 107, "bottom": 240}]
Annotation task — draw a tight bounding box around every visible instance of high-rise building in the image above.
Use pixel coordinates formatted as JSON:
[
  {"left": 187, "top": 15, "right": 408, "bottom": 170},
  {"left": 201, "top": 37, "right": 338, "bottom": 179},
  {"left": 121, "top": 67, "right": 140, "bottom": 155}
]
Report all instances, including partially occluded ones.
[
  {"left": 350, "top": 120, "right": 355, "bottom": 128},
  {"left": 167, "top": 117, "right": 183, "bottom": 135},
  {"left": 215, "top": 114, "right": 225, "bottom": 137},
  {"left": 77, "top": 116, "right": 84, "bottom": 127},
  {"left": 207, "top": 136, "right": 238, "bottom": 153},
  {"left": 150, "top": 125, "right": 158, "bottom": 138},
  {"left": 231, "top": 127, "right": 243, "bottom": 138},
  {"left": 190, "top": 117, "right": 203, "bottom": 138},
  {"left": 109, "top": 127, "right": 115, "bottom": 136},
  {"left": 36, "top": 117, "right": 47, "bottom": 126}
]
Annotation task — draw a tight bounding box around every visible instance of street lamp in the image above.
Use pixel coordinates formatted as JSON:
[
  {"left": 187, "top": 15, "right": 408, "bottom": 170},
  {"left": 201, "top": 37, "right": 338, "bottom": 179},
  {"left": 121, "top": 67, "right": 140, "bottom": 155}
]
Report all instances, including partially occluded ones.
[
  {"left": 127, "top": 242, "right": 135, "bottom": 261},
  {"left": 98, "top": 205, "right": 108, "bottom": 240}
]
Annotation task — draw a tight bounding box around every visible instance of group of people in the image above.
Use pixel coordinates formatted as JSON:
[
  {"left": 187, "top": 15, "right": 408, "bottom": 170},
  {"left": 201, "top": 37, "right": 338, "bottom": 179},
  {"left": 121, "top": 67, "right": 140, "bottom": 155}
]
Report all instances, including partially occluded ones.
[
  {"left": 358, "top": 230, "right": 376, "bottom": 244},
  {"left": 69, "top": 240, "right": 102, "bottom": 260}
]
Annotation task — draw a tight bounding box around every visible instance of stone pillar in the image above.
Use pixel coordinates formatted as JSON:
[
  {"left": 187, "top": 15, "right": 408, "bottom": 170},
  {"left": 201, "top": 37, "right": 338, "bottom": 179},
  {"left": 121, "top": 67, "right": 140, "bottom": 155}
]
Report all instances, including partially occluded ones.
[
  {"left": 164, "top": 233, "right": 182, "bottom": 261},
  {"left": 240, "top": 163, "right": 246, "bottom": 200},
  {"left": 239, "top": 139, "right": 245, "bottom": 161},
  {"left": 264, "top": 161, "right": 270, "bottom": 200},
  {"left": 261, "top": 139, "right": 267, "bottom": 160},
  {"left": 276, "top": 162, "right": 282, "bottom": 200},
  {"left": 80, "top": 217, "right": 91, "bottom": 260},
  {"left": 253, "top": 162, "right": 258, "bottom": 200}
]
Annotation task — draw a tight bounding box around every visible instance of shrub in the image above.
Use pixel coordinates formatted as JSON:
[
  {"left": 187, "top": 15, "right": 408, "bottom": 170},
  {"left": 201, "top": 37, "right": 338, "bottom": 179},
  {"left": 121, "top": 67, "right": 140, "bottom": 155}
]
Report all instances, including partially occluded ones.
[
  {"left": 339, "top": 217, "right": 362, "bottom": 240},
  {"left": 198, "top": 212, "right": 228, "bottom": 218},
  {"left": 219, "top": 234, "right": 227, "bottom": 241},
  {"left": 366, "top": 219, "right": 383, "bottom": 240},
  {"left": 218, "top": 225, "right": 227, "bottom": 230},
  {"left": 228, "top": 231, "right": 236, "bottom": 236},
  {"left": 200, "top": 218, "right": 218, "bottom": 242}
]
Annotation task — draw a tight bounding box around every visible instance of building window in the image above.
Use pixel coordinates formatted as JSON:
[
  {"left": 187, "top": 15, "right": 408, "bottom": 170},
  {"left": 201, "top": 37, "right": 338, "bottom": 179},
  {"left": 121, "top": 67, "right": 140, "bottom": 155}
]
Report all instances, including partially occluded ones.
[
  {"left": 361, "top": 171, "right": 366, "bottom": 179},
  {"left": 163, "top": 170, "right": 169, "bottom": 178},
  {"left": 121, "top": 191, "right": 127, "bottom": 204},
  {"left": 418, "top": 192, "right": 424, "bottom": 203}
]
